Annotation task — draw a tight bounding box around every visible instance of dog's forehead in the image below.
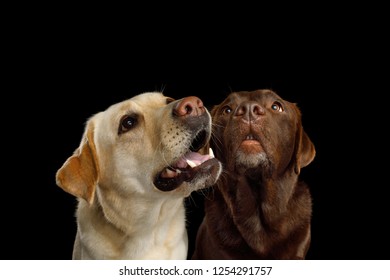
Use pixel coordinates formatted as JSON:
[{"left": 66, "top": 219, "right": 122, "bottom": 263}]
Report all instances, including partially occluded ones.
[
  {"left": 105, "top": 92, "right": 168, "bottom": 113},
  {"left": 130, "top": 92, "right": 168, "bottom": 106},
  {"left": 229, "top": 90, "right": 283, "bottom": 103}
]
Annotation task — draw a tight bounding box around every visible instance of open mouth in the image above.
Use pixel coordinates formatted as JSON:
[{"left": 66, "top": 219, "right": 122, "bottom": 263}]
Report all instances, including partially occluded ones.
[{"left": 154, "top": 129, "right": 218, "bottom": 192}]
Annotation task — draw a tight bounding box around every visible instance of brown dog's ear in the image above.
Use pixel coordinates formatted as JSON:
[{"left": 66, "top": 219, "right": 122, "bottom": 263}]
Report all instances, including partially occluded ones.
[
  {"left": 292, "top": 104, "right": 316, "bottom": 174},
  {"left": 294, "top": 126, "right": 316, "bottom": 174},
  {"left": 300, "top": 130, "right": 316, "bottom": 167},
  {"left": 55, "top": 120, "right": 99, "bottom": 205}
]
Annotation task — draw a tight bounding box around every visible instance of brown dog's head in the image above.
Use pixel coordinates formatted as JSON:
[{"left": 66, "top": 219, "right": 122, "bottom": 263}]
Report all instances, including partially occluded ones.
[{"left": 210, "top": 89, "right": 315, "bottom": 178}]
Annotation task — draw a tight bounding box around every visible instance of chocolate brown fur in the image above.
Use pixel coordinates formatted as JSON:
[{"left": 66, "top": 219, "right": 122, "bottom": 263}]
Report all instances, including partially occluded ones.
[{"left": 192, "top": 89, "right": 315, "bottom": 259}]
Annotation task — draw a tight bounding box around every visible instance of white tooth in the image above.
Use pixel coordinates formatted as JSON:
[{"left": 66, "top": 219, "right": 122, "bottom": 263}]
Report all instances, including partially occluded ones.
[
  {"left": 186, "top": 159, "right": 197, "bottom": 168},
  {"left": 209, "top": 147, "right": 215, "bottom": 158},
  {"left": 162, "top": 168, "right": 176, "bottom": 178},
  {"left": 176, "top": 169, "right": 182, "bottom": 174}
]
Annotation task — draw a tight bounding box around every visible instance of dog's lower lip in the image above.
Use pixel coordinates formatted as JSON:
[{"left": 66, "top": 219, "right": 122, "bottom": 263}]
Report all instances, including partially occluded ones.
[
  {"left": 240, "top": 139, "right": 263, "bottom": 153},
  {"left": 241, "top": 139, "right": 260, "bottom": 145}
]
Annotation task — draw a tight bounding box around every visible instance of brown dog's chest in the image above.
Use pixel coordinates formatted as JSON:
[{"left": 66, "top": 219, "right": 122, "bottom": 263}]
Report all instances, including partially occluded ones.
[{"left": 203, "top": 175, "right": 312, "bottom": 259}]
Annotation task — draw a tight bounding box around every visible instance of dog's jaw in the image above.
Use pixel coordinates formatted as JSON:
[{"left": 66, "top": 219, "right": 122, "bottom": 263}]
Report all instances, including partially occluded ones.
[{"left": 154, "top": 144, "right": 222, "bottom": 194}]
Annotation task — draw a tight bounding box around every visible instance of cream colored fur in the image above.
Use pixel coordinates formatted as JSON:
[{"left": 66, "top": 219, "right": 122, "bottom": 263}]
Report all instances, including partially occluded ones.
[{"left": 56, "top": 92, "right": 221, "bottom": 259}]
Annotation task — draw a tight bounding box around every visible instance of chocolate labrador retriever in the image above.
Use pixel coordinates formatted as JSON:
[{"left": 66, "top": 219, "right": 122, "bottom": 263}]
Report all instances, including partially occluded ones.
[{"left": 191, "top": 89, "right": 316, "bottom": 259}]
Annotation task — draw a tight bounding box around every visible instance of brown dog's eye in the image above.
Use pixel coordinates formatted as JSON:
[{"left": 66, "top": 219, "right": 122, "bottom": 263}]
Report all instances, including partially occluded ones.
[
  {"left": 222, "top": 106, "right": 233, "bottom": 115},
  {"left": 119, "top": 115, "right": 138, "bottom": 134},
  {"left": 271, "top": 102, "right": 284, "bottom": 112}
]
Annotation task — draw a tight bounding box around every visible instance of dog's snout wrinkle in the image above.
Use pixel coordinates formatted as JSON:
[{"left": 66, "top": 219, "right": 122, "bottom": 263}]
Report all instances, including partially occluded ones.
[
  {"left": 235, "top": 102, "right": 265, "bottom": 123},
  {"left": 173, "top": 96, "right": 205, "bottom": 117}
]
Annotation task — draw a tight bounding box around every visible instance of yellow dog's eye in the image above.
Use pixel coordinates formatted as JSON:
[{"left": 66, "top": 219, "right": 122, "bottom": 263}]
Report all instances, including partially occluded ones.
[
  {"left": 271, "top": 102, "right": 284, "bottom": 112},
  {"left": 119, "top": 115, "right": 138, "bottom": 134}
]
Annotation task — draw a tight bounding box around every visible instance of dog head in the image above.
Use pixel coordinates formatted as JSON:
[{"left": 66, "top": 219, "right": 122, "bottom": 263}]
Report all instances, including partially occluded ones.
[
  {"left": 56, "top": 92, "right": 222, "bottom": 204},
  {"left": 210, "top": 89, "right": 315, "bottom": 178}
]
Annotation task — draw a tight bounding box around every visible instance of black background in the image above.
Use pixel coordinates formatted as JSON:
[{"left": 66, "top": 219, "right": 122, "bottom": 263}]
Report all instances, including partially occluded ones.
[{"left": 2, "top": 13, "right": 388, "bottom": 260}]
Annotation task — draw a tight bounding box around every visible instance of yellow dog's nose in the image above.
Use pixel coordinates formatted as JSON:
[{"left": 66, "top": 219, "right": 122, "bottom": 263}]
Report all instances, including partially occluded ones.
[{"left": 173, "top": 96, "right": 205, "bottom": 117}]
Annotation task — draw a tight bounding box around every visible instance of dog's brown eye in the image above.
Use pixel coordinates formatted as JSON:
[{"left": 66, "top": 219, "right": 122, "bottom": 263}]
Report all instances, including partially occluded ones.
[
  {"left": 271, "top": 102, "right": 283, "bottom": 112},
  {"left": 222, "top": 106, "right": 233, "bottom": 115},
  {"left": 119, "top": 115, "right": 137, "bottom": 134}
]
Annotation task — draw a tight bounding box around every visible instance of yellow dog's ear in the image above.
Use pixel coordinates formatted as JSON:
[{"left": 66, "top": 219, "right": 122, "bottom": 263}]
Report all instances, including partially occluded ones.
[{"left": 55, "top": 120, "right": 99, "bottom": 205}]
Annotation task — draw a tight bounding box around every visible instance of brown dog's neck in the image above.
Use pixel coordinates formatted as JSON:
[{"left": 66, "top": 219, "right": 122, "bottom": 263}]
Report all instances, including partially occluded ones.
[
  {"left": 219, "top": 170, "right": 298, "bottom": 219},
  {"left": 206, "top": 171, "right": 311, "bottom": 258}
]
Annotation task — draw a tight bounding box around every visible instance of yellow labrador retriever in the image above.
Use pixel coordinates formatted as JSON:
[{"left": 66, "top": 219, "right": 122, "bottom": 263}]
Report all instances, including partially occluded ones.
[{"left": 55, "top": 92, "right": 222, "bottom": 259}]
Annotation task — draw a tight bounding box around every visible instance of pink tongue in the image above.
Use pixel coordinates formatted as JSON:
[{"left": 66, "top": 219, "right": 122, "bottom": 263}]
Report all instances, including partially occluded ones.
[{"left": 176, "top": 152, "right": 210, "bottom": 168}]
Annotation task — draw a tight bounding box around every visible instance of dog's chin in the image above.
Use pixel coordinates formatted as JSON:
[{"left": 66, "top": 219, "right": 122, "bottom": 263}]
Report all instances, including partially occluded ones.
[
  {"left": 153, "top": 157, "right": 221, "bottom": 194},
  {"left": 235, "top": 138, "right": 267, "bottom": 167},
  {"left": 236, "top": 150, "right": 269, "bottom": 169}
]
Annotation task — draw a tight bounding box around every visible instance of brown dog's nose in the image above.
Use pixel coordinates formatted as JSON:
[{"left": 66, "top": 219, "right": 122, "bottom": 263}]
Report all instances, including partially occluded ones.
[
  {"left": 173, "top": 96, "right": 205, "bottom": 117},
  {"left": 236, "top": 102, "right": 265, "bottom": 122}
]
